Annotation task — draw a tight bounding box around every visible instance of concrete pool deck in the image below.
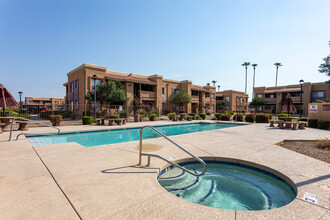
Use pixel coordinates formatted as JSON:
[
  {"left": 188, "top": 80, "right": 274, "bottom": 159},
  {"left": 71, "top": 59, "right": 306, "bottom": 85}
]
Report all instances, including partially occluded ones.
[{"left": 0, "top": 120, "right": 329, "bottom": 219}]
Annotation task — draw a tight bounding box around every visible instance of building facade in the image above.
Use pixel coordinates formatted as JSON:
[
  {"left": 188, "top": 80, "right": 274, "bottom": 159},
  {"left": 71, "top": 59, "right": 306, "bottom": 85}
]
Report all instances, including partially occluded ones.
[
  {"left": 253, "top": 82, "right": 330, "bottom": 116},
  {"left": 23, "top": 97, "right": 65, "bottom": 113},
  {"left": 63, "top": 63, "right": 216, "bottom": 117},
  {"left": 215, "top": 90, "right": 249, "bottom": 113}
]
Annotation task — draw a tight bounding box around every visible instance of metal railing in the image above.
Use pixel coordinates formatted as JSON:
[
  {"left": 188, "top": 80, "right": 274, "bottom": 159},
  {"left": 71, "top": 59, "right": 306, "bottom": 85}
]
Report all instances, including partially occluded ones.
[
  {"left": 138, "top": 125, "right": 207, "bottom": 177},
  {"left": 229, "top": 113, "right": 237, "bottom": 123},
  {"left": 9, "top": 117, "right": 60, "bottom": 141}
]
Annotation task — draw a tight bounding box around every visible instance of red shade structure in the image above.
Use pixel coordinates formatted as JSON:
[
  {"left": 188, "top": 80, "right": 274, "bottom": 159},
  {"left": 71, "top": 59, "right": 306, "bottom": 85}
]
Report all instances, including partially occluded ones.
[
  {"left": 0, "top": 84, "right": 19, "bottom": 114},
  {"left": 281, "top": 93, "right": 296, "bottom": 114}
]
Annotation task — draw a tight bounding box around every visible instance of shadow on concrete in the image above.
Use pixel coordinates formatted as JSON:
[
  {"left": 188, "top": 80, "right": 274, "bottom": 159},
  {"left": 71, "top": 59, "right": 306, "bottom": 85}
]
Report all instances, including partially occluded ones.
[
  {"left": 101, "top": 164, "right": 159, "bottom": 174},
  {"left": 296, "top": 174, "right": 330, "bottom": 187}
]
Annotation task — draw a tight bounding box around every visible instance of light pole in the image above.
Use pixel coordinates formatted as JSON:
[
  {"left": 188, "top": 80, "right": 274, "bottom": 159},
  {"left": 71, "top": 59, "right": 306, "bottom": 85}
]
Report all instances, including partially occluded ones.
[
  {"left": 93, "top": 75, "right": 97, "bottom": 119},
  {"left": 299, "top": 79, "right": 304, "bottom": 118},
  {"left": 18, "top": 91, "right": 23, "bottom": 112}
]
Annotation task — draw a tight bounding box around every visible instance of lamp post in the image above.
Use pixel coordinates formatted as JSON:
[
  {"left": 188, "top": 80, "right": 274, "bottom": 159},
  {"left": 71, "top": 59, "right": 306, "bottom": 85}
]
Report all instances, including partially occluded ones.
[
  {"left": 92, "top": 75, "right": 98, "bottom": 119},
  {"left": 18, "top": 91, "right": 23, "bottom": 112},
  {"left": 299, "top": 79, "right": 304, "bottom": 118}
]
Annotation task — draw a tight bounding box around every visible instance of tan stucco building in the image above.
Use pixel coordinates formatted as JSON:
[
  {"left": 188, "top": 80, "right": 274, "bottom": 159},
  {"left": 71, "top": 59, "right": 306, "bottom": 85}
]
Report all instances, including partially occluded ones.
[
  {"left": 23, "top": 97, "right": 65, "bottom": 113},
  {"left": 253, "top": 82, "right": 330, "bottom": 116},
  {"left": 63, "top": 63, "right": 216, "bottom": 117},
  {"left": 215, "top": 90, "right": 249, "bottom": 113}
]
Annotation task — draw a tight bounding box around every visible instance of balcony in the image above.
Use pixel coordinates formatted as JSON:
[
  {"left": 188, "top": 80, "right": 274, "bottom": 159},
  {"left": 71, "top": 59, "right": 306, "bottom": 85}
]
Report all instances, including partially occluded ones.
[
  {"left": 191, "top": 96, "right": 199, "bottom": 103},
  {"left": 140, "top": 91, "right": 156, "bottom": 101}
]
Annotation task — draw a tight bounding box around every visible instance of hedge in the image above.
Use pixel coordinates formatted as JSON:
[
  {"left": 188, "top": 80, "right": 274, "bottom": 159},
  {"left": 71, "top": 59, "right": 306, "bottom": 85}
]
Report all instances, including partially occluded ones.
[
  {"left": 149, "top": 113, "right": 157, "bottom": 121},
  {"left": 82, "top": 116, "right": 93, "bottom": 125},
  {"left": 307, "top": 119, "right": 318, "bottom": 128},
  {"left": 220, "top": 114, "right": 230, "bottom": 121},
  {"left": 318, "top": 120, "right": 330, "bottom": 130},
  {"left": 215, "top": 113, "right": 221, "bottom": 120},
  {"left": 199, "top": 113, "right": 206, "bottom": 120},
  {"left": 49, "top": 115, "right": 62, "bottom": 126},
  {"left": 255, "top": 113, "right": 269, "bottom": 123},
  {"left": 245, "top": 114, "right": 255, "bottom": 123}
]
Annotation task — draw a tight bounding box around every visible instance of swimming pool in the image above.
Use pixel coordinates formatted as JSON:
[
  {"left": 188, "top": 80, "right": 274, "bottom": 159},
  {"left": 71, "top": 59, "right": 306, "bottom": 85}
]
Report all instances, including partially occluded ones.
[
  {"left": 158, "top": 160, "right": 296, "bottom": 211},
  {"left": 27, "top": 122, "right": 242, "bottom": 147}
]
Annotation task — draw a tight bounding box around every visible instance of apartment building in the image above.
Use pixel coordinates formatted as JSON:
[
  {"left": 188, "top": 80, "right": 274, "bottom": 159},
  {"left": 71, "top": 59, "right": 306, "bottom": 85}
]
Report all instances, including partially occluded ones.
[
  {"left": 23, "top": 97, "right": 65, "bottom": 113},
  {"left": 63, "top": 63, "right": 216, "bottom": 116},
  {"left": 253, "top": 82, "right": 330, "bottom": 116},
  {"left": 216, "top": 90, "right": 249, "bottom": 113}
]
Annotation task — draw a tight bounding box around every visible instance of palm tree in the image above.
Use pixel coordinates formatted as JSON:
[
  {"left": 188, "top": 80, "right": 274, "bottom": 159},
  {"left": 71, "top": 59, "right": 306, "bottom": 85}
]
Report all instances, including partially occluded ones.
[
  {"left": 217, "top": 85, "right": 221, "bottom": 91},
  {"left": 241, "top": 62, "right": 250, "bottom": 94},
  {"left": 274, "top": 63, "right": 282, "bottom": 87},
  {"left": 206, "top": 83, "right": 210, "bottom": 86},
  {"left": 252, "top": 64, "right": 258, "bottom": 98},
  {"left": 212, "top": 80, "right": 217, "bottom": 86}
]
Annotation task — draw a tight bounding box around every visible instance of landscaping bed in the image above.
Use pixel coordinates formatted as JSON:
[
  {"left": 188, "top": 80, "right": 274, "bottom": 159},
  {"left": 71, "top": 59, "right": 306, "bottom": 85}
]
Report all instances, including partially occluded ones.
[{"left": 277, "top": 140, "right": 330, "bottom": 163}]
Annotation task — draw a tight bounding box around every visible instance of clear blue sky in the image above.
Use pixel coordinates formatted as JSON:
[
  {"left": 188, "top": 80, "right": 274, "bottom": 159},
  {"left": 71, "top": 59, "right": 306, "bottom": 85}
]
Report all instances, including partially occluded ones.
[{"left": 1, "top": 0, "right": 329, "bottom": 101}]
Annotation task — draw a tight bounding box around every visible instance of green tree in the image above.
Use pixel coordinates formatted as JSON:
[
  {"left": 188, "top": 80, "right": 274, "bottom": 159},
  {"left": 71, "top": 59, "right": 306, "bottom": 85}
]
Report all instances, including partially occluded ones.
[
  {"left": 216, "top": 101, "right": 224, "bottom": 112},
  {"left": 241, "top": 62, "right": 250, "bottom": 94},
  {"left": 206, "top": 83, "right": 210, "bottom": 86},
  {"left": 249, "top": 97, "right": 267, "bottom": 113},
  {"left": 212, "top": 80, "right": 217, "bottom": 86},
  {"left": 274, "top": 62, "right": 282, "bottom": 87},
  {"left": 217, "top": 85, "right": 221, "bottom": 91},
  {"left": 319, "top": 41, "right": 330, "bottom": 84},
  {"left": 252, "top": 64, "right": 258, "bottom": 98},
  {"left": 168, "top": 89, "right": 192, "bottom": 106},
  {"left": 85, "top": 80, "right": 129, "bottom": 104}
]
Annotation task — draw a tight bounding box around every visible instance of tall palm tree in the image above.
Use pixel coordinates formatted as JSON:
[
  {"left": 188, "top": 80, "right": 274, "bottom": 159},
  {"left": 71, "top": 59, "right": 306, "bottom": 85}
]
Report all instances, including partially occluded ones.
[
  {"left": 217, "top": 85, "right": 221, "bottom": 91},
  {"left": 274, "top": 62, "right": 282, "bottom": 87},
  {"left": 241, "top": 62, "right": 250, "bottom": 94},
  {"left": 212, "top": 80, "right": 217, "bottom": 86},
  {"left": 206, "top": 83, "right": 210, "bottom": 86},
  {"left": 252, "top": 64, "right": 258, "bottom": 98}
]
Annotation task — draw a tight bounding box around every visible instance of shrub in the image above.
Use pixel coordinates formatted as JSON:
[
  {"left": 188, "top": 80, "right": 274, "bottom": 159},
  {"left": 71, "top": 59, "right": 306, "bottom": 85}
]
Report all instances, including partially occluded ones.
[
  {"left": 255, "top": 113, "right": 269, "bottom": 123},
  {"left": 298, "top": 118, "right": 308, "bottom": 122},
  {"left": 220, "top": 114, "right": 231, "bottom": 121},
  {"left": 215, "top": 113, "right": 221, "bottom": 120},
  {"left": 149, "top": 114, "right": 157, "bottom": 121},
  {"left": 167, "top": 113, "right": 176, "bottom": 119},
  {"left": 318, "top": 120, "right": 330, "bottom": 130},
  {"left": 308, "top": 119, "right": 318, "bottom": 128},
  {"left": 206, "top": 112, "right": 211, "bottom": 115},
  {"left": 49, "top": 115, "right": 62, "bottom": 126},
  {"left": 188, "top": 113, "right": 196, "bottom": 120},
  {"left": 235, "top": 114, "right": 243, "bottom": 122},
  {"left": 225, "top": 111, "right": 234, "bottom": 116},
  {"left": 268, "top": 114, "right": 273, "bottom": 120},
  {"left": 149, "top": 109, "right": 160, "bottom": 117},
  {"left": 278, "top": 113, "right": 291, "bottom": 118},
  {"left": 315, "top": 138, "right": 330, "bottom": 149},
  {"left": 119, "top": 110, "right": 127, "bottom": 118},
  {"left": 71, "top": 113, "right": 76, "bottom": 120},
  {"left": 245, "top": 114, "right": 255, "bottom": 123},
  {"left": 199, "top": 113, "right": 206, "bottom": 120},
  {"left": 114, "top": 115, "right": 120, "bottom": 119},
  {"left": 196, "top": 115, "right": 202, "bottom": 120},
  {"left": 136, "top": 109, "right": 147, "bottom": 116},
  {"left": 82, "top": 116, "right": 93, "bottom": 125}
]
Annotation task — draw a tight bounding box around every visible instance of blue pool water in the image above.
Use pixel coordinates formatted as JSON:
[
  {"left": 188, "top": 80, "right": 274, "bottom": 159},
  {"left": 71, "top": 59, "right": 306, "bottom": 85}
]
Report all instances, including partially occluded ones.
[
  {"left": 27, "top": 122, "right": 241, "bottom": 147},
  {"left": 158, "top": 161, "right": 296, "bottom": 211}
]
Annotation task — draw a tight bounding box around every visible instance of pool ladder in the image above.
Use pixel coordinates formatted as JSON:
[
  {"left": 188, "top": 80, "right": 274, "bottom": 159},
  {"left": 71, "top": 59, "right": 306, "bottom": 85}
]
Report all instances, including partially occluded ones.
[
  {"left": 138, "top": 125, "right": 207, "bottom": 177},
  {"left": 9, "top": 117, "right": 60, "bottom": 141}
]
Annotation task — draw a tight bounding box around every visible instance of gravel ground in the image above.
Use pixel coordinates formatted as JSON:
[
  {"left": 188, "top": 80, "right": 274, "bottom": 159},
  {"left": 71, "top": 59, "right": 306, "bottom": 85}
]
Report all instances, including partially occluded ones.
[{"left": 277, "top": 140, "right": 330, "bottom": 163}]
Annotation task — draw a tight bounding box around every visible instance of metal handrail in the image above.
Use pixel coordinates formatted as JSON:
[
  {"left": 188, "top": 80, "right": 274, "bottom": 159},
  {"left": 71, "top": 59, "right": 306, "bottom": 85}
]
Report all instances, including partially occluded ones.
[
  {"left": 9, "top": 117, "right": 60, "bottom": 141},
  {"left": 138, "top": 125, "right": 207, "bottom": 177},
  {"left": 230, "top": 113, "right": 237, "bottom": 123}
]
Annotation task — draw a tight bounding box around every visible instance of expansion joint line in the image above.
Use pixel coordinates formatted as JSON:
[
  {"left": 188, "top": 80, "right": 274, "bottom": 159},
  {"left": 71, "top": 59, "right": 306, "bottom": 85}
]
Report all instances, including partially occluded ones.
[{"left": 32, "top": 147, "right": 83, "bottom": 220}]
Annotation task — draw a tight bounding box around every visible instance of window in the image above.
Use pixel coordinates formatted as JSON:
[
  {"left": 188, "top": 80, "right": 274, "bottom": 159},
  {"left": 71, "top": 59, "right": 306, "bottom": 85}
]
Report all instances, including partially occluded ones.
[
  {"left": 265, "top": 93, "right": 276, "bottom": 98},
  {"left": 141, "top": 84, "right": 154, "bottom": 92},
  {"left": 311, "top": 91, "right": 325, "bottom": 101},
  {"left": 211, "top": 93, "right": 215, "bottom": 99},
  {"left": 75, "top": 80, "right": 79, "bottom": 88},
  {"left": 173, "top": 88, "right": 180, "bottom": 95},
  {"left": 236, "top": 97, "right": 239, "bottom": 102},
  {"left": 240, "top": 97, "right": 243, "bottom": 102},
  {"left": 225, "top": 96, "right": 230, "bottom": 102},
  {"left": 75, "top": 100, "right": 79, "bottom": 109},
  {"left": 290, "top": 92, "right": 302, "bottom": 97},
  {"left": 55, "top": 101, "right": 59, "bottom": 104},
  {"left": 162, "top": 87, "right": 165, "bottom": 95},
  {"left": 92, "top": 79, "right": 101, "bottom": 90},
  {"left": 205, "top": 93, "right": 210, "bottom": 98},
  {"left": 27, "top": 100, "right": 32, "bottom": 104},
  {"left": 216, "top": 96, "right": 223, "bottom": 101},
  {"left": 211, "top": 105, "right": 214, "bottom": 111},
  {"left": 257, "top": 94, "right": 262, "bottom": 98},
  {"left": 191, "top": 90, "right": 199, "bottom": 96},
  {"left": 70, "top": 82, "right": 74, "bottom": 93}
]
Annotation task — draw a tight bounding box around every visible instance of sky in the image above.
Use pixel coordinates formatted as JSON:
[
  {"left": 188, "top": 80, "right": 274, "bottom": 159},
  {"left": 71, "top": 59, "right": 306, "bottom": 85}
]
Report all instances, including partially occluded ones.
[{"left": 0, "top": 0, "right": 329, "bottom": 101}]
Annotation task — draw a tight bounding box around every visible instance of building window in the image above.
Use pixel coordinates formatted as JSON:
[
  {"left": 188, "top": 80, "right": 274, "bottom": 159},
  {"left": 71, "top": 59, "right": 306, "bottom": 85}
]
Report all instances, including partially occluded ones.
[
  {"left": 173, "top": 88, "right": 180, "bottom": 95},
  {"left": 211, "top": 93, "right": 215, "bottom": 99},
  {"left": 75, "top": 80, "right": 79, "bottom": 88},
  {"left": 257, "top": 94, "right": 262, "bottom": 98},
  {"left": 141, "top": 84, "right": 154, "bottom": 92},
  {"left": 27, "top": 100, "right": 32, "bottom": 104},
  {"left": 75, "top": 100, "right": 79, "bottom": 109},
  {"left": 191, "top": 90, "right": 199, "bottom": 96},
  {"left": 211, "top": 105, "right": 214, "bottom": 111},
  {"left": 70, "top": 82, "right": 74, "bottom": 93},
  {"left": 55, "top": 101, "right": 59, "bottom": 104},
  {"left": 236, "top": 97, "right": 239, "bottom": 102},
  {"left": 162, "top": 87, "right": 165, "bottom": 95},
  {"left": 311, "top": 91, "right": 325, "bottom": 101},
  {"left": 205, "top": 93, "right": 210, "bottom": 98},
  {"left": 92, "top": 79, "right": 101, "bottom": 90},
  {"left": 265, "top": 93, "right": 276, "bottom": 98},
  {"left": 225, "top": 96, "right": 230, "bottom": 102},
  {"left": 240, "top": 97, "right": 243, "bottom": 102}
]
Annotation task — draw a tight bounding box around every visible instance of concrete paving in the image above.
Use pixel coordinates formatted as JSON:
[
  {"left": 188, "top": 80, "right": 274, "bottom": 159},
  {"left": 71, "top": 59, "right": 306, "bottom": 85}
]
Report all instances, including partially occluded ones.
[{"left": 0, "top": 120, "right": 329, "bottom": 219}]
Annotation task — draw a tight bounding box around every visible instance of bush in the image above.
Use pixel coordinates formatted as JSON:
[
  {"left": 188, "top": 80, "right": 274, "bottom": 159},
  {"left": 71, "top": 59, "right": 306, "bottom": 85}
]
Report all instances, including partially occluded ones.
[
  {"left": 136, "top": 109, "right": 147, "bottom": 116},
  {"left": 82, "top": 116, "right": 93, "bottom": 125},
  {"left": 308, "top": 119, "right": 318, "bottom": 128},
  {"left": 167, "top": 113, "right": 176, "bottom": 119},
  {"left": 220, "top": 114, "right": 231, "bottom": 121},
  {"left": 278, "top": 113, "right": 291, "bottom": 118},
  {"left": 215, "top": 113, "right": 221, "bottom": 120},
  {"left": 318, "top": 120, "right": 330, "bottom": 130},
  {"left": 199, "top": 113, "right": 206, "bottom": 120},
  {"left": 114, "top": 115, "right": 120, "bottom": 119},
  {"left": 71, "top": 113, "right": 76, "bottom": 120},
  {"left": 188, "top": 113, "right": 196, "bottom": 120},
  {"left": 49, "top": 115, "right": 62, "bottom": 126},
  {"left": 119, "top": 110, "right": 127, "bottom": 118},
  {"left": 255, "top": 113, "right": 269, "bottom": 123},
  {"left": 245, "top": 114, "right": 255, "bottom": 123},
  {"left": 206, "top": 112, "right": 211, "bottom": 115},
  {"left": 315, "top": 138, "right": 330, "bottom": 149},
  {"left": 268, "top": 114, "right": 273, "bottom": 120},
  {"left": 163, "top": 110, "right": 171, "bottom": 115},
  {"left": 298, "top": 118, "right": 308, "bottom": 122},
  {"left": 149, "top": 109, "right": 160, "bottom": 117},
  {"left": 149, "top": 113, "right": 157, "bottom": 121},
  {"left": 235, "top": 114, "right": 243, "bottom": 122}
]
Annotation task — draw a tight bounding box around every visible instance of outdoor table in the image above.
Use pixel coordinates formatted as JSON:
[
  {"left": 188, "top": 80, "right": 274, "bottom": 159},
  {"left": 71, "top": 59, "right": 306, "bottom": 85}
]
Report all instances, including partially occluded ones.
[
  {"left": 278, "top": 117, "right": 299, "bottom": 122},
  {"left": 0, "top": 117, "right": 15, "bottom": 132},
  {"left": 17, "top": 121, "right": 29, "bottom": 131}
]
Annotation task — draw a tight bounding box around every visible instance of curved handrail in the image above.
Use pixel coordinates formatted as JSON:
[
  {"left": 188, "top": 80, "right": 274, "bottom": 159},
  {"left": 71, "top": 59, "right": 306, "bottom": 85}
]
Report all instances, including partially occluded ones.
[
  {"left": 9, "top": 117, "right": 60, "bottom": 141},
  {"left": 230, "top": 113, "right": 237, "bottom": 122},
  {"left": 138, "top": 125, "right": 207, "bottom": 177}
]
